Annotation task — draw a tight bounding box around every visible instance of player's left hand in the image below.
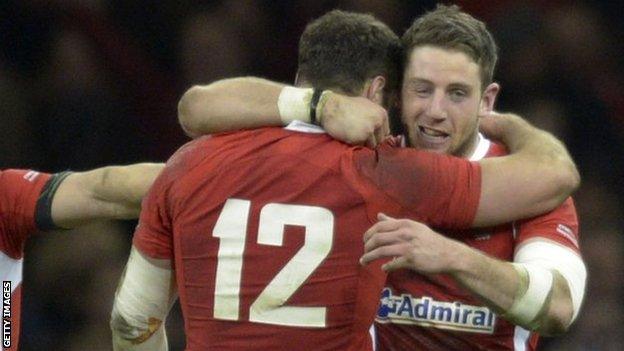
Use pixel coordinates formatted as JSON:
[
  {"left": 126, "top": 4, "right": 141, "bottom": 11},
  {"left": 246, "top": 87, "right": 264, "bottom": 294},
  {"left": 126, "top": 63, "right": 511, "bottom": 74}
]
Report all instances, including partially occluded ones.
[{"left": 360, "top": 213, "right": 464, "bottom": 273}]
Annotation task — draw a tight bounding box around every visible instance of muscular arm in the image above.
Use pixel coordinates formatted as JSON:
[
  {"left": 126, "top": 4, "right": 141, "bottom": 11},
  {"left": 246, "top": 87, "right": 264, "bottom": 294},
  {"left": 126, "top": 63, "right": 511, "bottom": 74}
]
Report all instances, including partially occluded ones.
[
  {"left": 361, "top": 216, "right": 585, "bottom": 335},
  {"left": 51, "top": 163, "right": 163, "bottom": 228},
  {"left": 178, "top": 78, "right": 388, "bottom": 144},
  {"left": 178, "top": 77, "right": 285, "bottom": 137},
  {"left": 474, "top": 113, "right": 580, "bottom": 226},
  {"left": 445, "top": 240, "right": 578, "bottom": 335},
  {"left": 111, "top": 246, "right": 176, "bottom": 351}
]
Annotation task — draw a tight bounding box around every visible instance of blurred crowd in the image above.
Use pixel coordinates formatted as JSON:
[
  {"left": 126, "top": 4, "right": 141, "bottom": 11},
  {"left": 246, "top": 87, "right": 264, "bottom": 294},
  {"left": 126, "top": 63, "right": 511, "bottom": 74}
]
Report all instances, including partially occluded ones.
[{"left": 1, "top": 1, "right": 622, "bottom": 350}]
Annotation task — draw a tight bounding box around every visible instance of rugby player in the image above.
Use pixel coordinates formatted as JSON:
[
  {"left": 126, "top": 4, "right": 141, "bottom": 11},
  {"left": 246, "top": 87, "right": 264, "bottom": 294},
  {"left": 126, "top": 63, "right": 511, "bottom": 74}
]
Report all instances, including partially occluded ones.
[
  {"left": 111, "top": 10, "right": 579, "bottom": 351},
  {"left": 0, "top": 162, "right": 162, "bottom": 350},
  {"left": 177, "top": 6, "right": 586, "bottom": 350},
  {"left": 359, "top": 6, "right": 586, "bottom": 350}
]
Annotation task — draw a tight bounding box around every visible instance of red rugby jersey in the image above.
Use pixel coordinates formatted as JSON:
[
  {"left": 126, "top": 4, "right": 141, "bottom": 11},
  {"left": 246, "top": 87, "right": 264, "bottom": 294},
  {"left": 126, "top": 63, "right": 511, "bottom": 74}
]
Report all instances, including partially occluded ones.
[
  {"left": 375, "top": 135, "right": 580, "bottom": 351},
  {"left": 0, "top": 169, "right": 53, "bottom": 351},
  {"left": 134, "top": 125, "right": 483, "bottom": 351}
]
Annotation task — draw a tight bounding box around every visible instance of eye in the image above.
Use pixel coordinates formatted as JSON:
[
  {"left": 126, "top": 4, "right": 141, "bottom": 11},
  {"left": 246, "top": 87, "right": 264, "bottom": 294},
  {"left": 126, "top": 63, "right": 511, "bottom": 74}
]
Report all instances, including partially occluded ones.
[
  {"left": 413, "top": 87, "right": 431, "bottom": 97},
  {"left": 449, "top": 89, "right": 467, "bottom": 101}
]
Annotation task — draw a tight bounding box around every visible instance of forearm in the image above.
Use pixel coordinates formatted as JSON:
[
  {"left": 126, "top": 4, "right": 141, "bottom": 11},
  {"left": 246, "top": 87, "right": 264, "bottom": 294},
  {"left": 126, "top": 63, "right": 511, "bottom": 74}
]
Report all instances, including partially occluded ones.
[
  {"left": 500, "top": 116, "right": 578, "bottom": 194},
  {"left": 450, "top": 241, "right": 578, "bottom": 335},
  {"left": 178, "top": 77, "right": 285, "bottom": 137},
  {"left": 448, "top": 242, "right": 519, "bottom": 314},
  {"left": 475, "top": 115, "right": 580, "bottom": 226},
  {"left": 111, "top": 247, "right": 176, "bottom": 350},
  {"left": 51, "top": 163, "right": 163, "bottom": 228},
  {"left": 93, "top": 163, "right": 164, "bottom": 211},
  {"left": 113, "top": 326, "right": 167, "bottom": 351}
]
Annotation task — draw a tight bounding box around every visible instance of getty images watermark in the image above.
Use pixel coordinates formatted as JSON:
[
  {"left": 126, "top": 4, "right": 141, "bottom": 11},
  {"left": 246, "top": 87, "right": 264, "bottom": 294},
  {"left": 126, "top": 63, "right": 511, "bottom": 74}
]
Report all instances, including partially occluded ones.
[{"left": 2, "top": 281, "right": 11, "bottom": 348}]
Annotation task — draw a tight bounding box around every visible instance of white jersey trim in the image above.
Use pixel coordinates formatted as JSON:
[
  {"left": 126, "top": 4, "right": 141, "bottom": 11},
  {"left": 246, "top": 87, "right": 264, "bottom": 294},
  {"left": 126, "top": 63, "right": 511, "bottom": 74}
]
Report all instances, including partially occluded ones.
[
  {"left": 513, "top": 325, "right": 530, "bottom": 351},
  {"left": 284, "top": 120, "right": 326, "bottom": 134},
  {"left": 469, "top": 133, "right": 491, "bottom": 161},
  {"left": 0, "top": 252, "right": 23, "bottom": 294}
]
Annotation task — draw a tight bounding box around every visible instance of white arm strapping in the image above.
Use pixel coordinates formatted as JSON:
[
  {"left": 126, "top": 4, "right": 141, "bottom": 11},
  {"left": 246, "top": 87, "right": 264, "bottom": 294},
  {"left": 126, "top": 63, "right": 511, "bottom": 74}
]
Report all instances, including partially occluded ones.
[
  {"left": 514, "top": 240, "right": 587, "bottom": 323},
  {"left": 111, "top": 246, "right": 176, "bottom": 351},
  {"left": 507, "top": 262, "right": 553, "bottom": 326},
  {"left": 277, "top": 86, "right": 313, "bottom": 124}
]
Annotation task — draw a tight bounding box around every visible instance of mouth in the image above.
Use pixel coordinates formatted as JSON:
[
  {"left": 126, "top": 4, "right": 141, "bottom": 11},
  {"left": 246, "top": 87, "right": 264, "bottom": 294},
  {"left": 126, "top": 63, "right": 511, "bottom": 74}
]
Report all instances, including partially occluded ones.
[
  {"left": 414, "top": 125, "right": 450, "bottom": 150},
  {"left": 419, "top": 126, "right": 449, "bottom": 138}
]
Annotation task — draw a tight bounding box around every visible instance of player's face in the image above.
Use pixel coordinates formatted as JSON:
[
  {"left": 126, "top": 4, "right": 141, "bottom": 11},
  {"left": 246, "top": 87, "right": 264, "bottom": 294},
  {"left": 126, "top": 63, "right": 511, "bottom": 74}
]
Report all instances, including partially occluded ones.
[{"left": 400, "top": 46, "right": 498, "bottom": 157}]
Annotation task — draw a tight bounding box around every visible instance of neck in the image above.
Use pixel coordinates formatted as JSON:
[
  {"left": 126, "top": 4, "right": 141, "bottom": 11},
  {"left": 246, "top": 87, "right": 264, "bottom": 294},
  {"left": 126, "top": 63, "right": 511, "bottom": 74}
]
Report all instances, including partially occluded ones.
[{"left": 454, "top": 131, "right": 480, "bottom": 159}]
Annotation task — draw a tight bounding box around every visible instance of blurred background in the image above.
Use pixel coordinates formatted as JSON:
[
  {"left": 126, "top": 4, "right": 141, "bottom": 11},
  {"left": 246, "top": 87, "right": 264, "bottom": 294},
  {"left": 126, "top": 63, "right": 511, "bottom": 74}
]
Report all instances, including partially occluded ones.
[{"left": 1, "top": 0, "right": 622, "bottom": 350}]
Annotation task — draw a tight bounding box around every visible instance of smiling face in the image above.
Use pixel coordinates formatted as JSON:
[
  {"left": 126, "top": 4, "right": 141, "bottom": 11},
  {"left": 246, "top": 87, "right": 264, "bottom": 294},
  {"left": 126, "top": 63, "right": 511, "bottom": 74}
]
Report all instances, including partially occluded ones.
[{"left": 401, "top": 45, "right": 499, "bottom": 157}]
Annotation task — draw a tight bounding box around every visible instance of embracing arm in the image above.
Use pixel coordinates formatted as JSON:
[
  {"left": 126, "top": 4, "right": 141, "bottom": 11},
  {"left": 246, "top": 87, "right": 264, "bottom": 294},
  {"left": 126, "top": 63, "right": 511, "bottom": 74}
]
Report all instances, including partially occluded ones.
[
  {"left": 361, "top": 216, "right": 586, "bottom": 335},
  {"left": 111, "top": 246, "right": 176, "bottom": 351},
  {"left": 474, "top": 113, "right": 580, "bottom": 226},
  {"left": 178, "top": 77, "right": 285, "bottom": 137},
  {"left": 443, "top": 239, "right": 583, "bottom": 335},
  {"left": 51, "top": 163, "right": 164, "bottom": 228},
  {"left": 178, "top": 78, "right": 388, "bottom": 144}
]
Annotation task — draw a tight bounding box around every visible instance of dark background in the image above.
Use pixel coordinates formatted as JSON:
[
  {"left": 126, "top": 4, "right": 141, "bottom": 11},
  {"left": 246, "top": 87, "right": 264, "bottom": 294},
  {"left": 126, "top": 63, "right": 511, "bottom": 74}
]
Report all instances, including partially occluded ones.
[{"left": 1, "top": 0, "right": 622, "bottom": 350}]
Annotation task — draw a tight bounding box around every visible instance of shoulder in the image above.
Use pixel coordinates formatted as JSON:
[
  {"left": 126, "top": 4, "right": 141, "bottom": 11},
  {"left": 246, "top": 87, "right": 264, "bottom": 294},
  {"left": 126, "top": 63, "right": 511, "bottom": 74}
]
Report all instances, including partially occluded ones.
[{"left": 517, "top": 197, "right": 579, "bottom": 250}]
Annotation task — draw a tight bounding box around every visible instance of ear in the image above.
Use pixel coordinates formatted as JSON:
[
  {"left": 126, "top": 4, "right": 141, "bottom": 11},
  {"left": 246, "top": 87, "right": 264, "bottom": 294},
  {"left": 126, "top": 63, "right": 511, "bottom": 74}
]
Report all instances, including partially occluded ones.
[
  {"left": 365, "top": 75, "right": 386, "bottom": 105},
  {"left": 479, "top": 82, "right": 500, "bottom": 116}
]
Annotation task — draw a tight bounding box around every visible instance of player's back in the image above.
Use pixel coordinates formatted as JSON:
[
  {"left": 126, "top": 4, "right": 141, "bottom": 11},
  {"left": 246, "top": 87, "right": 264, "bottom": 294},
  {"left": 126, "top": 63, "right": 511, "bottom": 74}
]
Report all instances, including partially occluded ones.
[{"left": 165, "top": 126, "right": 386, "bottom": 350}]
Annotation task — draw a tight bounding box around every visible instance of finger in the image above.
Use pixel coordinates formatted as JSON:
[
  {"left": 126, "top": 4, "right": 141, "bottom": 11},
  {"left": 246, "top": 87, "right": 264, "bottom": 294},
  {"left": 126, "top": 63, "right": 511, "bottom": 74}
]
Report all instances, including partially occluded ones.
[
  {"left": 377, "top": 212, "right": 396, "bottom": 221},
  {"left": 372, "top": 127, "right": 384, "bottom": 148},
  {"left": 372, "top": 115, "right": 388, "bottom": 146},
  {"left": 478, "top": 113, "right": 503, "bottom": 140},
  {"left": 381, "top": 113, "right": 390, "bottom": 138},
  {"left": 364, "top": 230, "right": 411, "bottom": 253},
  {"left": 382, "top": 256, "right": 409, "bottom": 272},
  {"left": 363, "top": 218, "right": 402, "bottom": 242},
  {"left": 360, "top": 244, "right": 406, "bottom": 265}
]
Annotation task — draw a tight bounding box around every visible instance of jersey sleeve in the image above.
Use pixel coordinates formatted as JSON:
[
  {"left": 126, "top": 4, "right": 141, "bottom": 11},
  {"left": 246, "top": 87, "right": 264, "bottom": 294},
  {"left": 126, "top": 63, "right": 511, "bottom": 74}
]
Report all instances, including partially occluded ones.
[
  {"left": 132, "top": 170, "right": 174, "bottom": 260},
  {"left": 350, "top": 145, "right": 481, "bottom": 229},
  {"left": 0, "top": 170, "right": 52, "bottom": 256},
  {"left": 515, "top": 197, "right": 580, "bottom": 253}
]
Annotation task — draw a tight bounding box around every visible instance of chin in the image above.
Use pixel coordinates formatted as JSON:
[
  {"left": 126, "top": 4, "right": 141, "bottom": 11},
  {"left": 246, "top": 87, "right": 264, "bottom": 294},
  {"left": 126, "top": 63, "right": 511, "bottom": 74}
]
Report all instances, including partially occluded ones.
[{"left": 415, "top": 141, "right": 448, "bottom": 154}]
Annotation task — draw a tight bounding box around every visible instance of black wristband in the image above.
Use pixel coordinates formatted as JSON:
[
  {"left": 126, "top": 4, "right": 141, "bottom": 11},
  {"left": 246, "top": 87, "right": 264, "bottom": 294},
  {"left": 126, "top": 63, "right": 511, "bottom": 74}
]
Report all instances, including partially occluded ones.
[
  {"left": 309, "top": 88, "right": 323, "bottom": 125},
  {"left": 35, "top": 171, "right": 72, "bottom": 231}
]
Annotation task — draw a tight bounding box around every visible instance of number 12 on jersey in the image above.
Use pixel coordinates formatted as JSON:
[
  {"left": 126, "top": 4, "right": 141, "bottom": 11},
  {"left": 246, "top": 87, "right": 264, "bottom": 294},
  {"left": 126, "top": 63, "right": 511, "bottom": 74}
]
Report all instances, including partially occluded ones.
[{"left": 213, "top": 198, "right": 335, "bottom": 328}]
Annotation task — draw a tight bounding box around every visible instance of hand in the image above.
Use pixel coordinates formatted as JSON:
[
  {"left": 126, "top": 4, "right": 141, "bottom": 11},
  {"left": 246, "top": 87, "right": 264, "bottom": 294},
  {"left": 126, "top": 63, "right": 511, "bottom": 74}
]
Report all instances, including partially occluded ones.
[
  {"left": 320, "top": 93, "right": 389, "bottom": 147},
  {"left": 360, "top": 213, "right": 463, "bottom": 273},
  {"left": 479, "top": 112, "right": 532, "bottom": 149}
]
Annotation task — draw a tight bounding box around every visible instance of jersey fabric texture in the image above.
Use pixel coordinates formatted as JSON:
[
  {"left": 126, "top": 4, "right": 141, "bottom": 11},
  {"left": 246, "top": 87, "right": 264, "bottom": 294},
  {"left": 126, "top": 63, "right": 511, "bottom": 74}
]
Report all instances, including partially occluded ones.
[
  {"left": 134, "top": 125, "right": 482, "bottom": 351},
  {"left": 375, "top": 135, "right": 580, "bottom": 351}
]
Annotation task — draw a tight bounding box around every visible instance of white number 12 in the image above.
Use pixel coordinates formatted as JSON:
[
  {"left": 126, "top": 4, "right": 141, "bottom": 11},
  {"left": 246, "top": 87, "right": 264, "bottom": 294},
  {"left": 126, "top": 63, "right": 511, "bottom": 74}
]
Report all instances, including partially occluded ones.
[{"left": 212, "top": 198, "right": 334, "bottom": 328}]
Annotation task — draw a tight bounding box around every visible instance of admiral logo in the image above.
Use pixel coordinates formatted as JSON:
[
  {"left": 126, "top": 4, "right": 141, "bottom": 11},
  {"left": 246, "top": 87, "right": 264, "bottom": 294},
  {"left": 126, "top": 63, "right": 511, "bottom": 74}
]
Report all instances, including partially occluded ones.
[
  {"left": 376, "top": 288, "right": 496, "bottom": 334},
  {"left": 2, "top": 281, "right": 10, "bottom": 348}
]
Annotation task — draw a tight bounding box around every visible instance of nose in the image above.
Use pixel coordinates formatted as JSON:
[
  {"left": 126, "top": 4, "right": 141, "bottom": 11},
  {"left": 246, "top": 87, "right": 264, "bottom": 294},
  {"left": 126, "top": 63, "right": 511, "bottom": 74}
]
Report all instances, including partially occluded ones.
[{"left": 425, "top": 90, "right": 447, "bottom": 122}]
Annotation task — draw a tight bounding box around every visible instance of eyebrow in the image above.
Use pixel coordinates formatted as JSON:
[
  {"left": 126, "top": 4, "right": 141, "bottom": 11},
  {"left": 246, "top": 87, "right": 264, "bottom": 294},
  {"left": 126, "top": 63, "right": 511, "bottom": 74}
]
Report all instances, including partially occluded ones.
[
  {"left": 447, "top": 83, "right": 473, "bottom": 92},
  {"left": 405, "top": 78, "right": 474, "bottom": 92}
]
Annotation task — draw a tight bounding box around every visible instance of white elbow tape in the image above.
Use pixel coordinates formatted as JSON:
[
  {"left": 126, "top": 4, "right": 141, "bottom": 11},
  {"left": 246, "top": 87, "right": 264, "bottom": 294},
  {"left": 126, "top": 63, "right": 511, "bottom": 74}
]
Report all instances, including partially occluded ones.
[
  {"left": 515, "top": 240, "right": 587, "bottom": 323},
  {"left": 277, "top": 86, "right": 313, "bottom": 124},
  {"left": 112, "top": 247, "right": 174, "bottom": 344},
  {"left": 506, "top": 262, "right": 554, "bottom": 326}
]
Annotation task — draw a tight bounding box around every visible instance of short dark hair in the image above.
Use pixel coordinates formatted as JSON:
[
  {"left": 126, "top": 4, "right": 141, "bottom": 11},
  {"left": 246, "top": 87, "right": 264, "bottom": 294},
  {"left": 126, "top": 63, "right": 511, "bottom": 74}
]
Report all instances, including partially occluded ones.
[
  {"left": 297, "top": 10, "right": 401, "bottom": 95},
  {"left": 402, "top": 5, "right": 498, "bottom": 87}
]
